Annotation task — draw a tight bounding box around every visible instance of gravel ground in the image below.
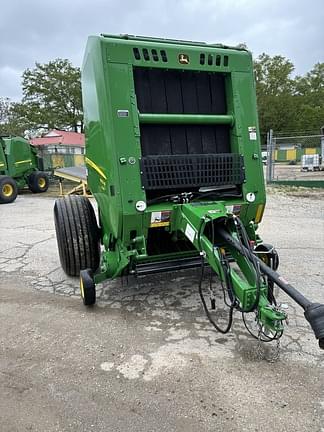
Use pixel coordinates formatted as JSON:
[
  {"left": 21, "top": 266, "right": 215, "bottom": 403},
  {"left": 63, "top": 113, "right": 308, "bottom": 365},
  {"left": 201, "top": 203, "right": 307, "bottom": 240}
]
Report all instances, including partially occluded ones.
[
  {"left": 271, "top": 164, "right": 324, "bottom": 181},
  {"left": 0, "top": 188, "right": 323, "bottom": 432}
]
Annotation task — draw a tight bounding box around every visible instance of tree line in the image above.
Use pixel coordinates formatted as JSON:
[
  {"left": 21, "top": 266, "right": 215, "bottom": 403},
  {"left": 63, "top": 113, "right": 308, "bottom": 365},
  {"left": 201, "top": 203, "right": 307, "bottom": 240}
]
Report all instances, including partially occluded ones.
[{"left": 0, "top": 55, "right": 323, "bottom": 142}]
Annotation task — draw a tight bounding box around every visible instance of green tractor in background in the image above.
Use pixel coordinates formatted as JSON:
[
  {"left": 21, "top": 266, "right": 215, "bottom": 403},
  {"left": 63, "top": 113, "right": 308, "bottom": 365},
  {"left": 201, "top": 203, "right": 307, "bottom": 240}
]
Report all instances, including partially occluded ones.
[{"left": 0, "top": 135, "right": 49, "bottom": 204}]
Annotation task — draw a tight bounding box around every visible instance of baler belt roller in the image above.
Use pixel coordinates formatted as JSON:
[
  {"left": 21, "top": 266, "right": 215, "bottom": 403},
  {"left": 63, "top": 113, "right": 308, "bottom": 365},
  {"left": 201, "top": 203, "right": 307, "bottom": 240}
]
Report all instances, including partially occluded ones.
[{"left": 138, "top": 113, "right": 234, "bottom": 126}]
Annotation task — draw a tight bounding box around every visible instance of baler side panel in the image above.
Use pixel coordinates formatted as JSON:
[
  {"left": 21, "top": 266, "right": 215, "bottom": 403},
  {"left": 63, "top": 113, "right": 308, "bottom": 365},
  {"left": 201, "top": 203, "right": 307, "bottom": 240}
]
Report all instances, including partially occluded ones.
[
  {"left": 0, "top": 141, "right": 8, "bottom": 173},
  {"left": 230, "top": 71, "right": 266, "bottom": 221},
  {"left": 3, "top": 137, "right": 35, "bottom": 178},
  {"left": 82, "top": 37, "right": 122, "bottom": 240},
  {"left": 105, "top": 62, "right": 146, "bottom": 247}
]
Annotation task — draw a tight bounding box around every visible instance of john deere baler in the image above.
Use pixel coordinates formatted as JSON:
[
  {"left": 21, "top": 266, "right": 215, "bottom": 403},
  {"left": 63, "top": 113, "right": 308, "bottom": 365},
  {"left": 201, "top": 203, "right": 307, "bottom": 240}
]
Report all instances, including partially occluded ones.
[
  {"left": 54, "top": 35, "right": 324, "bottom": 352},
  {"left": 0, "top": 135, "right": 49, "bottom": 204}
]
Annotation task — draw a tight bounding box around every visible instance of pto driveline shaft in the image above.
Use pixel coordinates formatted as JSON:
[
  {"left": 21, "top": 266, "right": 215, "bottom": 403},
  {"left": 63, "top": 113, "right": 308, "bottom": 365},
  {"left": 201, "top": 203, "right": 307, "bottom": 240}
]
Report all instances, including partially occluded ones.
[
  {"left": 217, "top": 226, "right": 324, "bottom": 349},
  {"left": 217, "top": 226, "right": 311, "bottom": 309}
]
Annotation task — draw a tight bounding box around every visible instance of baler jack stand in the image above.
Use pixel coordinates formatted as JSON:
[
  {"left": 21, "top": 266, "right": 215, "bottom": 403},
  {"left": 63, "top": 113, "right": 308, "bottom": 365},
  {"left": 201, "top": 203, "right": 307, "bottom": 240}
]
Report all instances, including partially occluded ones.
[{"left": 176, "top": 203, "right": 324, "bottom": 349}]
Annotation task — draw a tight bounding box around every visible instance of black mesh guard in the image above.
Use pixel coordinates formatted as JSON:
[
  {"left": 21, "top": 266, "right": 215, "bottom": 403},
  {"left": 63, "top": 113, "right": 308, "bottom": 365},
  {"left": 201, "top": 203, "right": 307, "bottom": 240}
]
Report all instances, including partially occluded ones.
[{"left": 140, "top": 153, "right": 245, "bottom": 190}]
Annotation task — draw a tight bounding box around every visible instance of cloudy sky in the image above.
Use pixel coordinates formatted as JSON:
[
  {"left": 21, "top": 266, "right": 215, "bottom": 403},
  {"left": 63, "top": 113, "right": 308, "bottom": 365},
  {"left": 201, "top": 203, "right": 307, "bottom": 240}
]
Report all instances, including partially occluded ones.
[{"left": 0, "top": 0, "right": 323, "bottom": 100}]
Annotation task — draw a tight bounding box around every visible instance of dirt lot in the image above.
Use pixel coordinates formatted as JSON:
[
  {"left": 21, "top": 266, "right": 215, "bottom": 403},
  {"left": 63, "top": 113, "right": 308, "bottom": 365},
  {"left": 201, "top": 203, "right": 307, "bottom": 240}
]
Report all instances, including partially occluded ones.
[{"left": 0, "top": 188, "right": 323, "bottom": 432}]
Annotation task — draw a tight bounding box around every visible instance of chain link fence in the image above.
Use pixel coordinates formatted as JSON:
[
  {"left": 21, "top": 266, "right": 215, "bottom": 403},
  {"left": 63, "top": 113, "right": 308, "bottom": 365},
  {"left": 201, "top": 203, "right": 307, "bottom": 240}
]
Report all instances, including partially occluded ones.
[
  {"left": 36, "top": 145, "right": 85, "bottom": 172},
  {"left": 266, "top": 130, "right": 324, "bottom": 185}
]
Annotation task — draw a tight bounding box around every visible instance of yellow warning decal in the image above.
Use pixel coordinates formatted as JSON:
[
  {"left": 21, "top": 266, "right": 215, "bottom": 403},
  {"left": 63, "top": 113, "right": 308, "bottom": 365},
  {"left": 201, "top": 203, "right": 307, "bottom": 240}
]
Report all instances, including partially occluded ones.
[
  {"left": 85, "top": 157, "right": 107, "bottom": 181},
  {"left": 14, "top": 159, "right": 32, "bottom": 165},
  {"left": 150, "top": 211, "right": 171, "bottom": 228}
]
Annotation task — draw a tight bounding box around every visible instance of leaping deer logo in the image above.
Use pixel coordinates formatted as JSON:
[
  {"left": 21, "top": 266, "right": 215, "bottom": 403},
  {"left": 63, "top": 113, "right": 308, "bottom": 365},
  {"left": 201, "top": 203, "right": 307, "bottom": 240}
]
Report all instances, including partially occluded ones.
[{"left": 179, "top": 54, "right": 189, "bottom": 64}]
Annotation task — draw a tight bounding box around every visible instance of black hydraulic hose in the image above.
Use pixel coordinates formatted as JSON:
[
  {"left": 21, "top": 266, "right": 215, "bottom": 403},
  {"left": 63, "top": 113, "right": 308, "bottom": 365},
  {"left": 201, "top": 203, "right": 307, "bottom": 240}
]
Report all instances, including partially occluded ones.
[
  {"left": 147, "top": 193, "right": 179, "bottom": 205},
  {"left": 242, "top": 312, "right": 282, "bottom": 342},
  {"left": 191, "top": 191, "right": 241, "bottom": 201},
  {"left": 231, "top": 217, "right": 262, "bottom": 313},
  {"left": 217, "top": 226, "right": 311, "bottom": 310},
  {"left": 197, "top": 216, "right": 234, "bottom": 334},
  {"left": 147, "top": 190, "right": 240, "bottom": 206},
  {"left": 217, "top": 225, "right": 324, "bottom": 349},
  {"left": 198, "top": 255, "right": 234, "bottom": 334},
  {"left": 196, "top": 218, "right": 324, "bottom": 349}
]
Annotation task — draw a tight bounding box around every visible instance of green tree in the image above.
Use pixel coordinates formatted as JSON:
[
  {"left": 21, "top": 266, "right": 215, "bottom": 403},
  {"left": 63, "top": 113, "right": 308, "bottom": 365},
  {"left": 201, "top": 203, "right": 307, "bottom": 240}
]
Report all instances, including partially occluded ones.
[
  {"left": 0, "top": 97, "right": 23, "bottom": 136},
  {"left": 254, "top": 53, "right": 296, "bottom": 140},
  {"left": 294, "top": 63, "right": 324, "bottom": 131},
  {"left": 254, "top": 55, "right": 324, "bottom": 140},
  {"left": 17, "top": 59, "right": 83, "bottom": 133}
]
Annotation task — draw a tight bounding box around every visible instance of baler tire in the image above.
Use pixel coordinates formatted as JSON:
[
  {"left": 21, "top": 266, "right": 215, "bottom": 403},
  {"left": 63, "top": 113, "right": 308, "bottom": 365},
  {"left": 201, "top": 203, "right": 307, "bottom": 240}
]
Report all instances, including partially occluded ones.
[
  {"left": 28, "top": 171, "right": 49, "bottom": 193},
  {"left": 54, "top": 195, "right": 100, "bottom": 276},
  {"left": 80, "top": 269, "right": 96, "bottom": 306},
  {"left": 0, "top": 176, "right": 18, "bottom": 204}
]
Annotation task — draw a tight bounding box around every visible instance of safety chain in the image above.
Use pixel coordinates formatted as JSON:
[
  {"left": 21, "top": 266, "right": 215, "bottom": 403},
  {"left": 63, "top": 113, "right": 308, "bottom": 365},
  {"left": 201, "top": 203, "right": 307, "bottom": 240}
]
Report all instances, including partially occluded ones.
[
  {"left": 256, "top": 323, "right": 281, "bottom": 363},
  {"left": 255, "top": 303, "right": 289, "bottom": 362}
]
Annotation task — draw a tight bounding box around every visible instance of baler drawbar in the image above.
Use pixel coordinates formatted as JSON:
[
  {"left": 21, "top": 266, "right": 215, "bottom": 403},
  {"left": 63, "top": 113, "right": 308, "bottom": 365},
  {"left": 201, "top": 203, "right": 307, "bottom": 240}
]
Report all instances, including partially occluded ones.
[{"left": 54, "top": 34, "right": 324, "bottom": 352}]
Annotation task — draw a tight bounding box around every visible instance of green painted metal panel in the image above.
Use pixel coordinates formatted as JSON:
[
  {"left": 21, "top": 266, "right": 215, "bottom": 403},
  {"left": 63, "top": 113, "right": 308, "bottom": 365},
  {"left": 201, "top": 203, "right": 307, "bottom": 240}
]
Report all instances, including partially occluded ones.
[
  {"left": 43, "top": 154, "right": 52, "bottom": 170},
  {"left": 0, "top": 140, "right": 7, "bottom": 173},
  {"left": 0, "top": 136, "right": 37, "bottom": 179},
  {"left": 64, "top": 154, "right": 74, "bottom": 167},
  {"left": 276, "top": 149, "right": 286, "bottom": 161},
  {"left": 138, "top": 113, "right": 234, "bottom": 125}
]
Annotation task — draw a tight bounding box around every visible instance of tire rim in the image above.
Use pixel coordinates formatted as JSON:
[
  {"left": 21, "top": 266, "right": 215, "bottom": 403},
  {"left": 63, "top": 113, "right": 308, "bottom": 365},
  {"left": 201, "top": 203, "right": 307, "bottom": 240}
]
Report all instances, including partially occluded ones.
[
  {"left": 2, "top": 184, "right": 13, "bottom": 197},
  {"left": 38, "top": 177, "right": 46, "bottom": 188}
]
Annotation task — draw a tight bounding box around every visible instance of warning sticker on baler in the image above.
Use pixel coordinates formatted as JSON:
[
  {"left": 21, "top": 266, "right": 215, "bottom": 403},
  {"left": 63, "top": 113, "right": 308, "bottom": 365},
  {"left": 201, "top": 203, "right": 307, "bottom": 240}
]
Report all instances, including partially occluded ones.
[
  {"left": 226, "top": 205, "right": 241, "bottom": 215},
  {"left": 150, "top": 211, "right": 171, "bottom": 227},
  {"left": 185, "top": 223, "right": 196, "bottom": 243},
  {"left": 248, "top": 126, "right": 257, "bottom": 140}
]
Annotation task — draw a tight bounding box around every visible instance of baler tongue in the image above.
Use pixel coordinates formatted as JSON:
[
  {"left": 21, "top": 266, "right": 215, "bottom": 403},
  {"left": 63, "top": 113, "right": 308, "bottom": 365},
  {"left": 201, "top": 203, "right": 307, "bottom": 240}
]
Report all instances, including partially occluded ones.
[{"left": 176, "top": 204, "right": 324, "bottom": 349}]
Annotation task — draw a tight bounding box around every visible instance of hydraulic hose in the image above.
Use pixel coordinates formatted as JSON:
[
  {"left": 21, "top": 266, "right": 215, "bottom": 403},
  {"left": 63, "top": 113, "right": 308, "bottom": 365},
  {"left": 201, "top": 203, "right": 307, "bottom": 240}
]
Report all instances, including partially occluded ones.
[
  {"left": 216, "top": 224, "right": 324, "bottom": 349},
  {"left": 231, "top": 216, "right": 262, "bottom": 313},
  {"left": 197, "top": 215, "right": 234, "bottom": 334},
  {"left": 217, "top": 225, "right": 310, "bottom": 309}
]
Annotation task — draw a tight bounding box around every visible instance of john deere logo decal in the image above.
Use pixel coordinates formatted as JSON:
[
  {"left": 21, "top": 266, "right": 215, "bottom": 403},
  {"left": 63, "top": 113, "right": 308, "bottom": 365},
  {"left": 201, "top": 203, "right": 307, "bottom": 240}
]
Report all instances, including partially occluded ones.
[{"left": 179, "top": 54, "right": 189, "bottom": 64}]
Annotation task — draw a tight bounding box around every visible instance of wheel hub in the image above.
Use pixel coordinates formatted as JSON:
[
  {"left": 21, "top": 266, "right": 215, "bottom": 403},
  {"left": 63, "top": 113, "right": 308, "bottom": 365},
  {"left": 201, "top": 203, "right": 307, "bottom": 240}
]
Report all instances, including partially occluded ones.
[
  {"left": 38, "top": 177, "right": 46, "bottom": 188},
  {"left": 2, "top": 184, "right": 13, "bottom": 197}
]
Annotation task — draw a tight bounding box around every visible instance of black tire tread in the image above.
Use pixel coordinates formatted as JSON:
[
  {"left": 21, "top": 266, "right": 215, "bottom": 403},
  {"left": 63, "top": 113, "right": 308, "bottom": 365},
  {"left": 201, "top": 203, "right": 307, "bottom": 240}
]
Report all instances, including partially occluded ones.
[
  {"left": 28, "top": 171, "right": 49, "bottom": 193},
  {"left": 80, "top": 269, "right": 96, "bottom": 306},
  {"left": 54, "top": 195, "right": 100, "bottom": 276},
  {"left": 0, "top": 175, "right": 18, "bottom": 204}
]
